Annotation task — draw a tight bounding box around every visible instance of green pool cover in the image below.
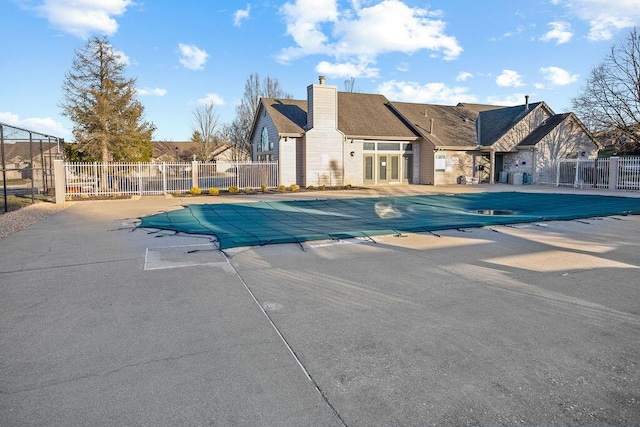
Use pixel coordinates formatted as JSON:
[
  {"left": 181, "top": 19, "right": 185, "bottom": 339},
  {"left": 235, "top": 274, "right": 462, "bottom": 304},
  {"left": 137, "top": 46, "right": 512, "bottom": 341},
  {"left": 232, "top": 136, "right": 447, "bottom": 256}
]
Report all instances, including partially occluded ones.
[{"left": 140, "top": 192, "right": 640, "bottom": 249}]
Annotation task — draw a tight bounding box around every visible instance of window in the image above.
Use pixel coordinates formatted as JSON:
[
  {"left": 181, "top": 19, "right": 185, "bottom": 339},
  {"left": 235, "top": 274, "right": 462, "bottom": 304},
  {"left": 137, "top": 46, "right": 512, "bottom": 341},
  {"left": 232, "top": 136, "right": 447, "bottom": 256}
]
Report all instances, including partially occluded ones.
[
  {"left": 363, "top": 142, "right": 375, "bottom": 151},
  {"left": 378, "top": 143, "right": 400, "bottom": 151},
  {"left": 261, "top": 127, "right": 269, "bottom": 152}
]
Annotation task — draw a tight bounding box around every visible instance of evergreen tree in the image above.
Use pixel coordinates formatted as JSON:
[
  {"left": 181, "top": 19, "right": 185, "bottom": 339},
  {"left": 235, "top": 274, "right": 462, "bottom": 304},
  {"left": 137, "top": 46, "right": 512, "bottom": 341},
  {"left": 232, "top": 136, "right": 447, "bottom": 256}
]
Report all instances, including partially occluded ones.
[{"left": 61, "top": 36, "right": 155, "bottom": 162}]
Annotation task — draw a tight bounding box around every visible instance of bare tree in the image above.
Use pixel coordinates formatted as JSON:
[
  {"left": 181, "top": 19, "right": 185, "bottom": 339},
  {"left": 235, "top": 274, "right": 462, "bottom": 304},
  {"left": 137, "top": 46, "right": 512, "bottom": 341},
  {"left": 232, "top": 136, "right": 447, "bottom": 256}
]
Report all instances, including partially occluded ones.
[
  {"left": 344, "top": 77, "right": 360, "bottom": 92},
  {"left": 60, "top": 36, "right": 155, "bottom": 162},
  {"left": 229, "top": 73, "right": 292, "bottom": 158},
  {"left": 571, "top": 27, "right": 640, "bottom": 153},
  {"left": 190, "top": 102, "right": 221, "bottom": 161}
]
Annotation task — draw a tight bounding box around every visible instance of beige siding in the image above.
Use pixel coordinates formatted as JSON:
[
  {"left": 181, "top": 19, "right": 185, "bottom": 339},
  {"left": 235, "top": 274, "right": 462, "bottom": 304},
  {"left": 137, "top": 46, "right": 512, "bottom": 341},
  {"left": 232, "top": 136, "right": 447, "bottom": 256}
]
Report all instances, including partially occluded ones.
[
  {"left": 279, "top": 137, "right": 299, "bottom": 185},
  {"left": 343, "top": 139, "right": 364, "bottom": 186},
  {"left": 419, "top": 142, "right": 435, "bottom": 184},
  {"left": 433, "top": 151, "right": 475, "bottom": 185},
  {"left": 304, "top": 83, "right": 344, "bottom": 187}
]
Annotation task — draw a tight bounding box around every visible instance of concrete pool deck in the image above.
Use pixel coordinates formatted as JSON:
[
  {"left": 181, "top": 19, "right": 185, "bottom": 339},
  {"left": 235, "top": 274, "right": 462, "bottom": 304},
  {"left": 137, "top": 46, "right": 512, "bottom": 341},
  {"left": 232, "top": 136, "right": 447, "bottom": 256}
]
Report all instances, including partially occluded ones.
[{"left": 1, "top": 184, "right": 639, "bottom": 426}]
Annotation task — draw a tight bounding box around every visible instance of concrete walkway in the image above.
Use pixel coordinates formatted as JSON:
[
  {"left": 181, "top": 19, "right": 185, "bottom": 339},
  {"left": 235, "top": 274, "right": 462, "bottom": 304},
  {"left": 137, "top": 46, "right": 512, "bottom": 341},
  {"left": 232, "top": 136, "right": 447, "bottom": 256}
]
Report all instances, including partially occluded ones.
[{"left": 1, "top": 185, "right": 639, "bottom": 426}]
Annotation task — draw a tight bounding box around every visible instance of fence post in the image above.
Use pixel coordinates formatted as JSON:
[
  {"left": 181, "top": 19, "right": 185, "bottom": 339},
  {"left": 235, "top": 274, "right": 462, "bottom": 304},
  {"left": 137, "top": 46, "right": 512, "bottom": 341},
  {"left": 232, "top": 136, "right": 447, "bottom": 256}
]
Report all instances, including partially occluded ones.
[
  {"left": 53, "top": 159, "right": 65, "bottom": 204},
  {"left": 138, "top": 162, "right": 142, "bottom": 196},
  {"left": 609, "top": 156, "right": 619, "bottom": 190},
  {"left": 555, "top": 161, "right": 560, "bottom": 186},
  {"left": 162, "top": 162, "right": 167, "bottom": 195},
  {"left": 192, "top": 160, "right": 198, "bottom": 190}
]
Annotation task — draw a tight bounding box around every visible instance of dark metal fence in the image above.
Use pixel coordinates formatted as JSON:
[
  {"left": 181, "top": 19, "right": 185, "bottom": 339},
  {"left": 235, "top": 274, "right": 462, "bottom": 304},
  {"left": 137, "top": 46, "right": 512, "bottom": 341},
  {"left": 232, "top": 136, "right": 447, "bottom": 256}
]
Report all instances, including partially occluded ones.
[{"left": 1, "top": 123, "right": 64, "bottom": 213}]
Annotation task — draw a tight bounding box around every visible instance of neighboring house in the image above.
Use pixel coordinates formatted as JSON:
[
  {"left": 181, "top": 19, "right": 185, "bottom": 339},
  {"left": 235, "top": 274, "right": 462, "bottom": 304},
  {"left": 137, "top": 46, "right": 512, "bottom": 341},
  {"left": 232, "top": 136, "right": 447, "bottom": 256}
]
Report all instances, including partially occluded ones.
[
  {"left": 1, "top": 141, "right": 60, "bottom": 181},
  {"left": 151, "top": 141, "right": 250, "bottom": 163},
  {"left": 249, "top": 77, "right": 599, "bottom": 186}
]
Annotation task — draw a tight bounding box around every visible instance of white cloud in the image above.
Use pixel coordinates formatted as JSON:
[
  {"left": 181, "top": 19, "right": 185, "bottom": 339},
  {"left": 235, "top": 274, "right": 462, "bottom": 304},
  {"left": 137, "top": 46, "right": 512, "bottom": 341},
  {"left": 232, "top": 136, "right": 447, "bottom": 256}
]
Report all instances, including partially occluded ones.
[
  {"left": 35, "top": 0, "right": 132, "bottom": 38},
  {"left": 178, "top": 43, "right": 209, "bottom": 71},
  {"left": 540, "top": 21, "right": 573, "bottom": 44},
  {"left": 233, "top": 5, "right": 251, "bottom": 27},
  {"left": 557, "top": 0, "right": 640, "bottom": 41},
  {"left": 540, "top": 66, "right": 579, "bottom": 86},
  {"left": 0, "top": 112, "right": 69, "bottom": 137},
  {"left": 485, "top": 93, "right": 529, "bottom": 106},
  {"left": 197, "top": 93, "right": 225, "bottom": 106},
  {"left": 456, "top": 71, "right": 473, "bottom": 82},
  {"left": 137, "top": 87, "right": 167, "bottom": 96},
  {"left": 278, "top": 0, "right": 462, "bottom": 64},
  {"left": 377, "top": 80, "right": 478, "bottom": 104},
  {"left": 112, "top": 48, "right": 130, "bottom": 66},
  {"left": 496, "top": 70, "right": 524, "bottom": 87},
  {"left": 489, "top": 26, "right": 525, "bottom": 42},
  {"left": 316, "top": 60, "right": 379, "bottom": 78},
  {"left": 396, "top": 62, "right": 410, "bottom": 72}
]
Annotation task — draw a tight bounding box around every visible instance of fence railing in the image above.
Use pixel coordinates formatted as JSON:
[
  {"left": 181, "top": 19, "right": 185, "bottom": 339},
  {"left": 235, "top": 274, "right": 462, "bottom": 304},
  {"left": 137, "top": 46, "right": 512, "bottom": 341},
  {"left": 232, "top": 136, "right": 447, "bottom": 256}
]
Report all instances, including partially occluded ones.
[
  {"left": 540, "top": 157, "right": 640, "bottom": 190},
  {"left": 63, "top": 161, "right": 278, "bottom": 196}
]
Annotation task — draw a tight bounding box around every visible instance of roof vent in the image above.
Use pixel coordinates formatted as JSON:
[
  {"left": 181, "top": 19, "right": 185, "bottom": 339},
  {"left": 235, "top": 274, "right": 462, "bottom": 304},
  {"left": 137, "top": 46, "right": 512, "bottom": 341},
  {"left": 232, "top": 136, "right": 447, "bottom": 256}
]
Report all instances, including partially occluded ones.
[
  {"left": 525, "top": 95, "right": 530, "bottom": 111},
  {"left": 319, "top": 75, "right": 326, "bottom": 85}
]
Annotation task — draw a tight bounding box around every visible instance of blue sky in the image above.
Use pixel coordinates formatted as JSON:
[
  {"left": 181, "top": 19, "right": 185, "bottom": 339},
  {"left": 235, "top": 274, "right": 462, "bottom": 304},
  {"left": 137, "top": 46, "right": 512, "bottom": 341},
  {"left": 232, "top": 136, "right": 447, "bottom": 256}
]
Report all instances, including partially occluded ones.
[{"left": 2, "top": 0, "right": 640, "bottom": 141}]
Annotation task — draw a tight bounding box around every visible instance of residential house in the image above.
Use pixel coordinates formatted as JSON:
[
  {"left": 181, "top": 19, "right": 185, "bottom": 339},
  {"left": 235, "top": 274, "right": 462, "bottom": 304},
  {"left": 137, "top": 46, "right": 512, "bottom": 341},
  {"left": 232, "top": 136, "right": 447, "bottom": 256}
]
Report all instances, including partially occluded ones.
[
  {"left": 151, "top": 141, "right": 250, "bottom": 163},
  {"left": 249, "top": 77, "right": 598, "bottom": 187},
  {"left": 1, "top": 141, "right": 61, "bottom": 182}
]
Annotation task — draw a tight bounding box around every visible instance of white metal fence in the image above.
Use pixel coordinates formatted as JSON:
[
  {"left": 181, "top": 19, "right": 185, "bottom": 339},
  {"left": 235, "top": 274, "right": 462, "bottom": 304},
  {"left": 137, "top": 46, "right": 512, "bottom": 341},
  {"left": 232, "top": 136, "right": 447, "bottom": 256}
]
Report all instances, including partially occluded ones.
[
  {"left": 539, "top": 156, "right": 640, "bottom": 190},
  {"left": 64, "top": 161, "right": 278, "bottom": 196}
]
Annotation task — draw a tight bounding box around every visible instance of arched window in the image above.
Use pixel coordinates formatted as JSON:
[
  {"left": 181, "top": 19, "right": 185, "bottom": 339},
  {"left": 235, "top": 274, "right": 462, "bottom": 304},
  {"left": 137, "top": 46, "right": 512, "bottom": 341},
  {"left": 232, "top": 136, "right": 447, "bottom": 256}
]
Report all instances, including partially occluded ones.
[{"left": 261, "top": 127, "right": 269, "bottom": 152}]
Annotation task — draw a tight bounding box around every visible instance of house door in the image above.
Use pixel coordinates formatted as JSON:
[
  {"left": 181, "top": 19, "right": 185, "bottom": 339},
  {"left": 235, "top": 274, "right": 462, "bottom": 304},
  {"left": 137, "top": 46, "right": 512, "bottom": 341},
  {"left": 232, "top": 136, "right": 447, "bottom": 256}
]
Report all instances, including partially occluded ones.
[
  {"left": 494, "top": 154, "right": 504, "bottom": 183},
  {"left": 403, "top": 154, "right": 413, "bottom": 183},
  {"left": 378, "top": 155, "right": 400, "bottom": 184},
  {"left": 364, "top": 154, "right": 374, "bottom": 184}
]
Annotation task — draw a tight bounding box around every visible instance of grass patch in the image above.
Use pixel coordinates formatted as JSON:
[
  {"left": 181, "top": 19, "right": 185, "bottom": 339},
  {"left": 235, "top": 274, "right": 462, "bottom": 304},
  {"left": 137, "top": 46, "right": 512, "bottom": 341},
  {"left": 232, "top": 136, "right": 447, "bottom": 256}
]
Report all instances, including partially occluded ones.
[{"left": 1, "top": 195, "right": 51, "bottom": 213}]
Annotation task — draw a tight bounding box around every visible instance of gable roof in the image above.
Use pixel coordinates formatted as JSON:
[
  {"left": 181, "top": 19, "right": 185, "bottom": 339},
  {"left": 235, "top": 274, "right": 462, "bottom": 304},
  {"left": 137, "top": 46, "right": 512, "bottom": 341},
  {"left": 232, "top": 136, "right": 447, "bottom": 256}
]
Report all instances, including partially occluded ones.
[
  {"left": 517, "top": 112, "right": 598, "bottom": 148},
  {"left": 337, "top": 93, "right": 418, "bottom": 139},
  {"left": 517, "top": 113, "right": 569, "bottom": 147},
  {"left": 260, "top": 98, "right": 307, "bottom": 135},
  {"left": 478, "top": 102, "right": 547, "bottom": 146},
  {"left": 390, "top": 102, "right": 478, "bottom": 148},
  {"left": 262, "top": 94, "right": 418, "bottom": 139}
]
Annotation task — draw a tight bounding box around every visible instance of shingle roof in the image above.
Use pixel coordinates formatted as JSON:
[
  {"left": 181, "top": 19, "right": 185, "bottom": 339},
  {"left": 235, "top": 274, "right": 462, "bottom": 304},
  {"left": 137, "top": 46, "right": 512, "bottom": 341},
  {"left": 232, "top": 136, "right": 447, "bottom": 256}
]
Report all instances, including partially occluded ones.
[
  {"left": 1, "top": 141, "right": 59, "bottom": 160},
  {"left": 477, "top": 102, "right": 543, "bottom": 146},
  {"left": 337, "top": 93, "right": 418, "bottom": 138},
  {"left": 262, "top": 94, "right": 419, "bottom": 139},
  {"left": 259, "top": 93, "right": 574, "bottom": 150},
  {"left": 390, "top": 102, "right": 478, "bottom": 147},
  {"left": 517, "top": 113, "right": 570, "bottom": 147},
  {"left": 456, "top": 103, "right": 506, "bottom": 115},
  {"left": 261, "top": 98, "right": 307, "bottom": 135}
]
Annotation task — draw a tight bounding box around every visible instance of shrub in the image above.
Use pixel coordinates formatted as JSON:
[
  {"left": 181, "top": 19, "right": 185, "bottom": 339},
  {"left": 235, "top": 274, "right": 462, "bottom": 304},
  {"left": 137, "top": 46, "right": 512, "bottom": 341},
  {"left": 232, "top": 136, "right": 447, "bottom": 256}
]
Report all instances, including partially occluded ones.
[
  {"left": 261, "top": 184, "right": 268, "bottom": 192},
  {"left": 278, "top": 184, "right": 286, "bottom": 192},
  {"left": 306, "top": 185, "right": 314, "bottom": 190},
  {"left": 319, "top": 184, "right": 326, "bottom": 191},
  {"left": 289, "top": 184, "right": 300, "bottom": 192},
  {"left": 208, "top": 187, "right": 219, "bottom": 196},
  {"left": 189, "top": 187, "right": 201, "bottom": 195},
  {"left": 228, "top": 186, "right": 239, "bottom": 194}
]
